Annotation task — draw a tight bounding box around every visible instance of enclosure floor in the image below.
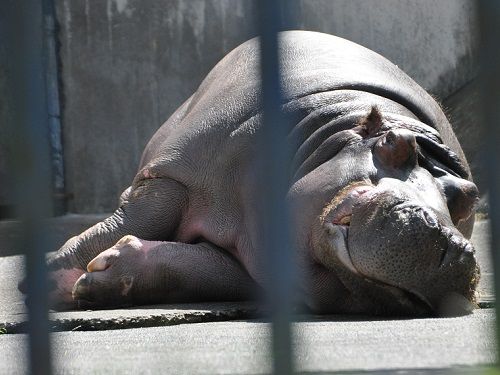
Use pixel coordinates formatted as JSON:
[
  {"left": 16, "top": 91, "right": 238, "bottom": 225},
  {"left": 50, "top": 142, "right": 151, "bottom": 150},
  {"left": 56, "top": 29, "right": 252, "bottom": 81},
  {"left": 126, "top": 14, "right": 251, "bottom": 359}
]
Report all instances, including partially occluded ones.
[{"left": 0, "top": 218, "right": 494, "bottom": 374}]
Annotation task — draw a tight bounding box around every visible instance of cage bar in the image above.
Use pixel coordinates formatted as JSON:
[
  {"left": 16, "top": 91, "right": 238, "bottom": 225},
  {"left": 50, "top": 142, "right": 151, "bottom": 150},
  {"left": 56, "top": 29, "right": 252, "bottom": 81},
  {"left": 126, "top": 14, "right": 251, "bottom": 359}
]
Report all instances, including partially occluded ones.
[
  {"left": 257, "top": 0, "right": 297, "bottom": 373},
  {"left": 4, "top": 0, "right": 54, "bottom": 373}
]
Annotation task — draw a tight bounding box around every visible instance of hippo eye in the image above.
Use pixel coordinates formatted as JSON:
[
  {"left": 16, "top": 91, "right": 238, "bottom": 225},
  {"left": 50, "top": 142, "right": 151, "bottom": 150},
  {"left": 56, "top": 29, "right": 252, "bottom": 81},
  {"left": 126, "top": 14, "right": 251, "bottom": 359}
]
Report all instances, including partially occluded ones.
[
  {"left": 415, "top": 135, "right": 468, "bottom": 179},
  {"left": 418, "top": 156, "right": 447, "bottom": 177}
]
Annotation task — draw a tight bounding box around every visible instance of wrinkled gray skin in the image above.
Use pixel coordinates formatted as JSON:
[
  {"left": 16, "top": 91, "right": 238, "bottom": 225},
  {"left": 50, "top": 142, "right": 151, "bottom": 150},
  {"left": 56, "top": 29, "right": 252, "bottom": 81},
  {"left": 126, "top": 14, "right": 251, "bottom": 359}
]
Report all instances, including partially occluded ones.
[{"left": 19, "top": 31, "right": 479, "bottom": 316}]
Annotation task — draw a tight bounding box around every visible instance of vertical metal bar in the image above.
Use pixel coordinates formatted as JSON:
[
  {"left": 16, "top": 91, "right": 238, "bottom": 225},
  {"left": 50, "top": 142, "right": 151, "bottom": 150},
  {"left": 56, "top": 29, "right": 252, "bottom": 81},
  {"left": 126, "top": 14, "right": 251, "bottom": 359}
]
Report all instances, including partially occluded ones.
[
  {"left": 477, "top": 0, "right": 500, "bottom": 367},
  {"left": 3, "top": 0, "right": 54, "bottom": 373},
  {"left": 43, "top": 0, "right": 66, "bottom": 216},
  {"left": 257, "top": 1, "right": 296, "bottom": 373}
]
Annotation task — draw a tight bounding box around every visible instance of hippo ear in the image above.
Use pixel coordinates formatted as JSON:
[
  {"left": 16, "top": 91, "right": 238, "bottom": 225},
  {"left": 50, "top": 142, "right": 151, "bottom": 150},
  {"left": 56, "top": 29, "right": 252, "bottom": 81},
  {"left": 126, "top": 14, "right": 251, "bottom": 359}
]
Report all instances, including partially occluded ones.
[{"left": 359, "top": 106, "right": 383, "bottom": 136}]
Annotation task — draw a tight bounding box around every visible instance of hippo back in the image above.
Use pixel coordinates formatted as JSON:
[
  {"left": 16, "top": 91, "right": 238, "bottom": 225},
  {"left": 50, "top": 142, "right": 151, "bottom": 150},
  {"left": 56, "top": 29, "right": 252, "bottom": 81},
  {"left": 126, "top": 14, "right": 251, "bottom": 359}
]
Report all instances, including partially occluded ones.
[{"left": 139, "top": 31, "right": 469, "bottom": 182}]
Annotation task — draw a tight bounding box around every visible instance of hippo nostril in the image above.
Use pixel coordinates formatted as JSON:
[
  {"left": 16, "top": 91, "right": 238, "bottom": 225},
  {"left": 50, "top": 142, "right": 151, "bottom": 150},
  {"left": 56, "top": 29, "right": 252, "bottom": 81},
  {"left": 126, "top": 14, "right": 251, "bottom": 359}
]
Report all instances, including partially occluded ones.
[
  {"left": 395, "top": 205, "right": 441, "bottom": 231},
  {"left": 438, "top": 230, "right": 476, "bottom": 268},
  {"left": 459, "top": 243, "right": 476, "bottom": 264},
  {"left": 463, "top": 242, "right": 474, "bottom": 254}
]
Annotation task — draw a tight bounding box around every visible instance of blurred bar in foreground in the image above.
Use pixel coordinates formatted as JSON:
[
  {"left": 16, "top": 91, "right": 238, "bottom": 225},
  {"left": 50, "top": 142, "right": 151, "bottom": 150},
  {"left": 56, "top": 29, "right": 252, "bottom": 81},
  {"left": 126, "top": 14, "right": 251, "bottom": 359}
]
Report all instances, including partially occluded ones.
[
  {"left": 3, "top": 0, "right": 54, "bottom": 373},
  {"left": 477, "top": 0, "right": 500, "bottom": 367},
  {"left": 257, "top": 0, "right": 298, "bottom": 373}
]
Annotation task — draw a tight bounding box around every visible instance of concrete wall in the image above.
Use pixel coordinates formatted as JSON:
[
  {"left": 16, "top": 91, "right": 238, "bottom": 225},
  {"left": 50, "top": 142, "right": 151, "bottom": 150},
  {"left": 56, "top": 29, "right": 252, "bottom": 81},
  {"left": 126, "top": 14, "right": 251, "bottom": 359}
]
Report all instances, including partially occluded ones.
[
  {"left": 0, "top": 66, "right": 10, "bottom": 208},
  {"left": 57, "top": 0, "right": 259, "bottom": 213},
  {"left": 444, "top": 80, "right": 484, "bottom": 192},
  {"left": 36, "top": 0, "right": 482, "bottom": 213},
  {"left": 296, "top": 0, "right": 478, "bottom": 98},
  {"left": 0, "top": 20, "right": 13, "bottom": 215}
]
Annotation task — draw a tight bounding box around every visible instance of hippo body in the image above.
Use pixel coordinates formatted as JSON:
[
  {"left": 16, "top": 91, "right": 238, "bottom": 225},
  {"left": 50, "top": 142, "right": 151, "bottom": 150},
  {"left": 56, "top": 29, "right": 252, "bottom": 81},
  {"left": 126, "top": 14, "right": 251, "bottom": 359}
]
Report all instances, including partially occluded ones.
[{"left": 25, "top": 31, "right": 479, "bottom": 316}]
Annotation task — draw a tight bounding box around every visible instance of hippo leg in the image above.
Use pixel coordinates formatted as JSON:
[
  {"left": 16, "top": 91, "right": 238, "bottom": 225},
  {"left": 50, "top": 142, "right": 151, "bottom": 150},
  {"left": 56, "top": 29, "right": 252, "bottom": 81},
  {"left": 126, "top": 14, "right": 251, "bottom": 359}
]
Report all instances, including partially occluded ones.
[
  {"left": 71, "top": 236, "right": 256, "bottom": 308},
  {"left": 19, "top": 178, "right": 188, "bottom": 310}
]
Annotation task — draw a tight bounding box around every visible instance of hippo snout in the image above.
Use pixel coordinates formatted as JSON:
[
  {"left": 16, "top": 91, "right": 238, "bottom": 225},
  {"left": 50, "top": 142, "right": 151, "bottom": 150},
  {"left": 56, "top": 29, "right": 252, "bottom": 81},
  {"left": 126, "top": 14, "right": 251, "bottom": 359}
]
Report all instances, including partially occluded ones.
[
  {"left": 347, "top": 198, "right": 479, "bottom": 314},
  {"left": 385, "top": 204, "right": 476, "bottom": 270}
]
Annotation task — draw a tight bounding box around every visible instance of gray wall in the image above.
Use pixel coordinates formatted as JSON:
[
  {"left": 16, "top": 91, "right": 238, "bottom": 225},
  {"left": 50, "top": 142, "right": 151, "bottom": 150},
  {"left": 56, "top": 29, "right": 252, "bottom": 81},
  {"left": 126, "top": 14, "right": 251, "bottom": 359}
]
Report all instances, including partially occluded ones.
[
  {"left": 296, "top": 0, "right": 478, "bottom": 98},
  {"left": 57, "top": 0, "right": 259, "bottom": 213},
  {"left": 24, "top": 0, "right": 481, "bottom": 213},
  {"left": 0, "top": 23, "right": 13, "bottom": 213},
  {"left": 0, "top": 67, "right": 9, "bottom": 208}
]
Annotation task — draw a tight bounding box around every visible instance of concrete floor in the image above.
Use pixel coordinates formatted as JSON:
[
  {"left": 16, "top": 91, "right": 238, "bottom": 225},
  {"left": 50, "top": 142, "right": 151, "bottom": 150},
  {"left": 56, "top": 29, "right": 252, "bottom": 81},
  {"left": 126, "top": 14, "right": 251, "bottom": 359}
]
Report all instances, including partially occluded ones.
[
  {"left": 0, "top": 311, "right": 495, "bottom": 374},
  {"left": 0, "top": 219, "right": 496, "bottom": 374}
]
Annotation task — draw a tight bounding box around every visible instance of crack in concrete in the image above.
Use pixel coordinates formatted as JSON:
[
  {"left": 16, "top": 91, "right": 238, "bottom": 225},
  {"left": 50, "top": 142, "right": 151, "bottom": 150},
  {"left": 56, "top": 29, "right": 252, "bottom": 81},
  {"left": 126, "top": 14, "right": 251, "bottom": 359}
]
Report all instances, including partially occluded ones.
[{"left": 0, "top": 302, "right": 261, "bottom": 334}]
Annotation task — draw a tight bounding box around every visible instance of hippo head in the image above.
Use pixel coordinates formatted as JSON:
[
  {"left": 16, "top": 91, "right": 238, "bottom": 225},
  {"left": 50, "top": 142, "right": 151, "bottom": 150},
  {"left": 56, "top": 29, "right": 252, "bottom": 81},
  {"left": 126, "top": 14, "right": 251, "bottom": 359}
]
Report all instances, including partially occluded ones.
[{"left": 309, "top": 107, "right": 479, "bottom": 316}]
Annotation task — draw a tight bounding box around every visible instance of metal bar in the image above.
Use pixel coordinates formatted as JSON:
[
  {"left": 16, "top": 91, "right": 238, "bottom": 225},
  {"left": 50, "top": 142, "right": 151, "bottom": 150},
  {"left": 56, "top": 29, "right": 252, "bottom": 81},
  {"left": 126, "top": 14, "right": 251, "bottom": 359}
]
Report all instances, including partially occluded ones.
[
  {"left": 3, "top": 0, "right": 54, "bottom": 373},
  {"left": 257, "top": 1, "right": 297, "bottom": 373},
  {"left": 476, "top": 0, "right": 500, "bottom": 367},
  {"left": 43, "top": 0, "right": 66, "bottom": 216}
]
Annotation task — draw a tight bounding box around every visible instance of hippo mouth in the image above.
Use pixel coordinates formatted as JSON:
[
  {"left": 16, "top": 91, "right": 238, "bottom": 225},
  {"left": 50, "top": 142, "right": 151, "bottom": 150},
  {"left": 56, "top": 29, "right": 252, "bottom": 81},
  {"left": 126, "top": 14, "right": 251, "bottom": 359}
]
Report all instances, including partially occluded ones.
[
  {"left": 326, "top": 182, "right": 377, "bottom": 226},
  {"left": 319, "top": 182, "right": 375, "bottom": 275}
]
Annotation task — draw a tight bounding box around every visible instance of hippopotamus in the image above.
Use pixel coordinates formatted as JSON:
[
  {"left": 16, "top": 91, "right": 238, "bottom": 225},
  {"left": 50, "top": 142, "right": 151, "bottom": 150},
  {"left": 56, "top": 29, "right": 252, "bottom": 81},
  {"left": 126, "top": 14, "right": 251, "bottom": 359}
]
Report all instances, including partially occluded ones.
[{"left": 20, "top": 31, "right": 480, "bottom": 316}]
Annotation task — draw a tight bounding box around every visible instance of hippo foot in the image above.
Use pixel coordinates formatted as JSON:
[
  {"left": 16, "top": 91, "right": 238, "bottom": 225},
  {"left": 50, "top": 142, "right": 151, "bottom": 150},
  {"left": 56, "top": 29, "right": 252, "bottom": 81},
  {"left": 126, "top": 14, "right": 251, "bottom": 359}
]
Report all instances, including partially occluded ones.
[
  {"left": 18, "top": 253, "right": 85, "bottom": 311},
  {"left": 47, "top": 267, "right": 86, "bottom": 310},
  {"left": 72, "top": 235, "right": 163, "bottom": 309}
]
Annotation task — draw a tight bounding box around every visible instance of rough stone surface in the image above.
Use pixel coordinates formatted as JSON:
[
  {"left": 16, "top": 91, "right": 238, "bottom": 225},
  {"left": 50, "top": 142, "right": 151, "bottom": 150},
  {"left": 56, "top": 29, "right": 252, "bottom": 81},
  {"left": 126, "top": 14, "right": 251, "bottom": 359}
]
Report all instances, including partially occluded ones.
[
  {"left": 0, "top": 255, "right": 25, "bottom": 321},
  {"left": 2, "top": 301, "right": 260, "bottom": 334},
  {"left": 53, "top": 0, "right": 479, "bottom": 213},
  {"left": 0, "top": 310, "right": 495, "bottom": 374}
]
